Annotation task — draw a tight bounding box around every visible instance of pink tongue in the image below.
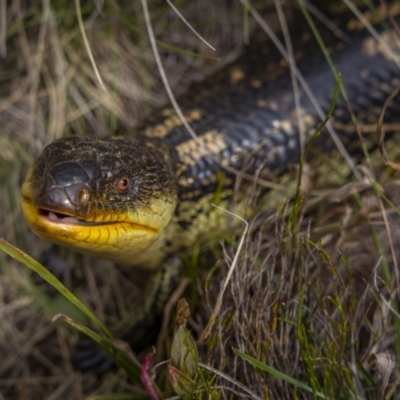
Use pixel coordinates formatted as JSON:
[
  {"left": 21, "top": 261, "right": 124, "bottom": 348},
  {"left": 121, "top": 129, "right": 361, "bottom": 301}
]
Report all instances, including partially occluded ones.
[{"left": 47, "top": 211, "right": 81, "bottom": 225}]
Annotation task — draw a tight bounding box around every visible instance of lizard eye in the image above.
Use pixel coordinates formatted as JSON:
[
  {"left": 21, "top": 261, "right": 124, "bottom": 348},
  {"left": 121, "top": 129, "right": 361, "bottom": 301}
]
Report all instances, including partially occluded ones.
[{"left": 117, "top": 177, "right": 130, "bottom": 192}]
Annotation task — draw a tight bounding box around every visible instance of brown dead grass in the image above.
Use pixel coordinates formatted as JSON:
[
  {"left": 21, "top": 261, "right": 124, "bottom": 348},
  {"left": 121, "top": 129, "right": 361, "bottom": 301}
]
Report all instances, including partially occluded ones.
[
  {"left": 1, "top": 0, "right": 400, "bottom": 399},
  {"left": 193, "top": 167, "right": 400, "bottom": 398}
]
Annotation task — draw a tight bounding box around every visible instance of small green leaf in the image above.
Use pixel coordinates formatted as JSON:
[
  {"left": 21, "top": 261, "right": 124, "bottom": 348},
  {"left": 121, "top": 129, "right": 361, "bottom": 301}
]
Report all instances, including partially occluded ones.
[
  {"left": 170, "top": 325, "right": 199, "bottom": 378},
  {"left": 169, "top": 326, "right": 200, "bottom": 396},
  {"left": 168, "top": 364, "right": 196, "bottom": 396}
]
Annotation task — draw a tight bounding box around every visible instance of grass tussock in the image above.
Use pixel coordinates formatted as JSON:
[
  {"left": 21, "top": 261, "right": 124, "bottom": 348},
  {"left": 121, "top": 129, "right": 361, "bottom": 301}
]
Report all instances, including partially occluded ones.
[{"left": 1, "top": 0, "right": 400, "bottom": 399}]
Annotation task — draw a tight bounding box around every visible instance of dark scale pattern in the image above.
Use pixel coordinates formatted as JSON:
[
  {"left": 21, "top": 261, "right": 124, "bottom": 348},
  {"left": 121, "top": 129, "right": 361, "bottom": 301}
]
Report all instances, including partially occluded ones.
[{"left": 134, "top": 1, "right": 400, "bottom": 208}]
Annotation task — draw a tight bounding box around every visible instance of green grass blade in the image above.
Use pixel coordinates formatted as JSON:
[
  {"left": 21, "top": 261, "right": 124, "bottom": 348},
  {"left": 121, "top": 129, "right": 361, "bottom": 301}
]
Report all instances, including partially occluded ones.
[
  {"left": 234, "top": 349, "right": 331, "bottom": 399},
  {"left": 54, "top": 314, "right": 141, "bottom": 381},
  {"left": 0, "top": 238, "right": 112, "bottom": 338}
]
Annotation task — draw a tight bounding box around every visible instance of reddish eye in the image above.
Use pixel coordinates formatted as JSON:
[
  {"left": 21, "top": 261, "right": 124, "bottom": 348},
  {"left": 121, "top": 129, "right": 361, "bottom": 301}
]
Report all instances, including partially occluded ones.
[{"left": 117, "top": 177, "right": 130, "bottom": 192}]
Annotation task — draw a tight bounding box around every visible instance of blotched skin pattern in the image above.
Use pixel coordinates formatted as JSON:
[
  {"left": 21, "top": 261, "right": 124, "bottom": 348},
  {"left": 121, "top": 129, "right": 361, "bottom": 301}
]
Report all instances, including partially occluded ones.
[{"left": 21, "top": 1, "right": 400, "bottom": 359}]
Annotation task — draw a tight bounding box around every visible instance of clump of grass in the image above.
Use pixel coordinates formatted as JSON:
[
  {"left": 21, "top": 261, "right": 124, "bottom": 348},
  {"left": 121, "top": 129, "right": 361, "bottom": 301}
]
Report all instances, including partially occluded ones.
[{"left": 192, "top": 157, "right": 400, "bottom": 398}]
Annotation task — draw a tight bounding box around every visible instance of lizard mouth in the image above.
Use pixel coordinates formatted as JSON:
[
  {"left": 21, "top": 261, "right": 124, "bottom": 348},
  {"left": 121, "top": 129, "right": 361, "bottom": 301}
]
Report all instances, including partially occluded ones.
[
  {"left": 38, "top": 208, "right": 118, "bottom": 226},
  {"left": 20, "top": 189, "right": 162, "bottom": 266}
]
